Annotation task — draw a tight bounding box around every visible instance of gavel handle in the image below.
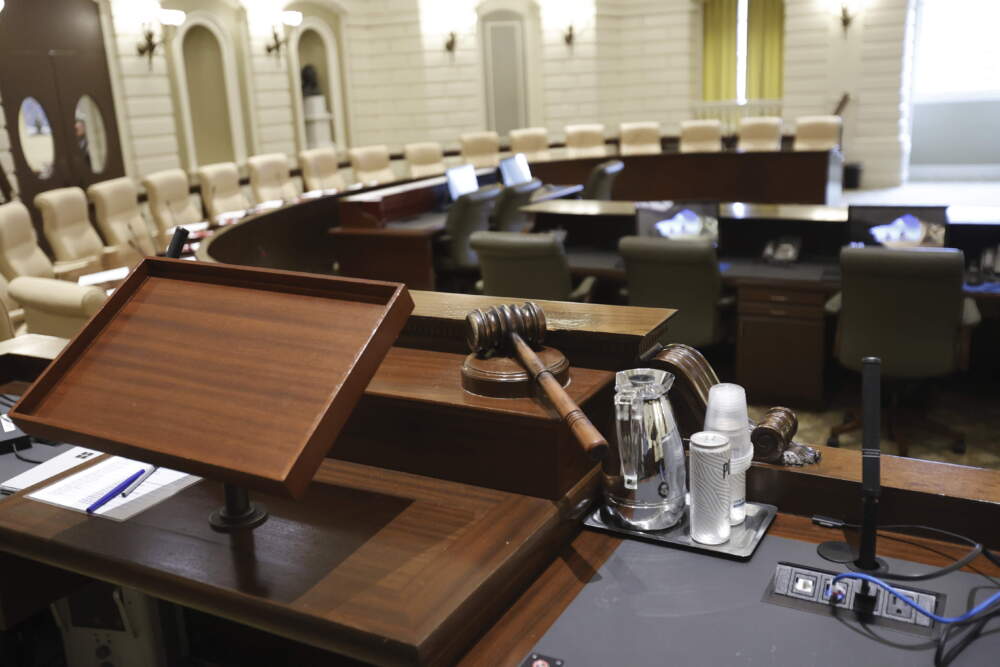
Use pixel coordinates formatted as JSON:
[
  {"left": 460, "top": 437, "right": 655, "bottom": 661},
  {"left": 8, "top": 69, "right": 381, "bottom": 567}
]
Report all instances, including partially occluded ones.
[{"left": 510, "top": 333, "right": 609, "bottom": 461}]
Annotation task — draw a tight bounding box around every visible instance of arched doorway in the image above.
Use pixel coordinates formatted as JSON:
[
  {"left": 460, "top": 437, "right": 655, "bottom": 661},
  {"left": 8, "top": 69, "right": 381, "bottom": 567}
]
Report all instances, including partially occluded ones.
[
  {"left": 171, "top": 14, "right": 247, "bottom": 171},
  {"left": 477, "top": 1, "right": 543, "bottom": 135},
  {"left": 288, "top": 15, "right": 349, "bottom": 152}
]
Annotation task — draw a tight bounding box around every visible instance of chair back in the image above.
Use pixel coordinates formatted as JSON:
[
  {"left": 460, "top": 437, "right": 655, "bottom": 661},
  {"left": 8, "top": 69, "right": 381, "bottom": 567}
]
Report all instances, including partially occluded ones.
[
  {"left": 349, "top": 145, "right": 396, "bottom": 185},
  {"left": 737, "top": 116, "right": 782, "bottom": 152},
  {"left": 299, "top": 147, "right": 346, "bottom": 192},
  {"left": 443, "top": 184, "right": 502, "bottom": 269},
  {"left": 0, "top": 201, "right": 55, "bottom": 279},
  {"left": 248, "top": 153, "right": 298, "bottom": 203},
  {"left": 680, "top": 120, "right": 723, "bottom": 153},
  {"left": 494, "top": 178, "right": 543, "bottom": 232},
  {"left": 8, "top": 275, "right": 106, "bottom": 338},
  {"left": 459, "top": 131, "right": 501, "bottom": 168},
  {"left": 142, "top": 169, "right": 201, "bottom": 240},
  {"left": 619, "top": 121, "right": 662, "bottom": 156},
  {"left": 793, "top": 115, "right": 842, "bottom": 151},
  {"left": 405, "top": 142, "right": 446, "bottom": 178},
  {"left": 837, "top": 246, "right": 964, "bottom": 378},
  {"left": 564, "top": 124, "right": 607, "bottom": 159},
  {"left": 582, "top": 159, "right": 624, "bottom": 199},
  {"left": 87, "top": 177, "right": 156, "bottom": 259},
  {"left": 196, "top": 162, "right": 249, "bottom": 220},
  {"left": 471, "top": 231, "right": 573, "bottom": 300},
  {"left": 0, "top": 282, "right": 15, "bottom": 341},
  {"left": 619, "top": 236, "right": 722, "bottom": 347},
  {"left": 509, "top": 127, "right": 551, "bottom": 161},
  {"left": 34, "top": 187, "right": 105, "bottom": 263}
]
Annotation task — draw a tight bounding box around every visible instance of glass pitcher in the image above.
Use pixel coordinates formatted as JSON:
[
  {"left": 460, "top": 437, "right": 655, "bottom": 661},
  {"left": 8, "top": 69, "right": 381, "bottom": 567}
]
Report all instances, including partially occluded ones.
[{"left": 602, "top": 368, "right": 687, "bottom": 531}]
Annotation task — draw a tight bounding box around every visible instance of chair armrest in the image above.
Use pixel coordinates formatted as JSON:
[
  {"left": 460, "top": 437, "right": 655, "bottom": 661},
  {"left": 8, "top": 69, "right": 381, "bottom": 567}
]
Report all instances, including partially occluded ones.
[
  {"left": 824, "top": 291, "right": 842, "bottom": 315},
  {"left": 962, "top": 297, "right": 982, "bottom": 328},
  {"left": 570, "top": 275, "right": 597, "bottom": 302},
  {"left": 8, "top": 277, "right": 106, "bottom": 317},
  {"left": 53, "top": 257, "right": 101, "bottom": 281},
  {"left": 102, "top": 244, "right": 142, "bottom": 270}
]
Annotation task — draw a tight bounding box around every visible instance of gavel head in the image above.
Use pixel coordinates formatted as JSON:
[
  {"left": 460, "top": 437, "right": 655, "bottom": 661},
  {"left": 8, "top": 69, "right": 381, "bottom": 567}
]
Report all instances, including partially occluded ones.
[{"left": 465, "top": 302, "right": 547, "bottom": 356}]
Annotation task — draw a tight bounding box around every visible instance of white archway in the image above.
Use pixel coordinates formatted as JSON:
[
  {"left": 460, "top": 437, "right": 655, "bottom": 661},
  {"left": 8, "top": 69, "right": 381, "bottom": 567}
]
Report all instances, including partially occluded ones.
[
  {"left": 477, "top": 0, "right": 544, "bottom": 132},
  {"left": 287, "top": 15, "right": 349, "bottom": 152},
  {"left": 170, "top": 11, "right": 248, "bottom": 171}
]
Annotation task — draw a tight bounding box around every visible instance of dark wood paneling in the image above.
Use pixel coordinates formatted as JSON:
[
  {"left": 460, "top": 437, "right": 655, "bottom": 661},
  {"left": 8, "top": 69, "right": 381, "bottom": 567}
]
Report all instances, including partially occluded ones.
[{"left": 330, "top": 226, "right": 440, "bottom": 290}]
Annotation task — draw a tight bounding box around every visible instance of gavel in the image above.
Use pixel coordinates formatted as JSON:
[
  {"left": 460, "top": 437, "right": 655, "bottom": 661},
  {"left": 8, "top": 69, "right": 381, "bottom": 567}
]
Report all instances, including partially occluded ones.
[{"left": 466, "top": 302, "right": 609, "bottom": 461}]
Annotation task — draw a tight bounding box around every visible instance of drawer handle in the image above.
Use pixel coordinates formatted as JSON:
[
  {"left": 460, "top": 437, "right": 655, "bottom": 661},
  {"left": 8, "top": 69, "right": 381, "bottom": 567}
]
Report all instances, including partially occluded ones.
[
  {"left": 769, "top": 309, "right": 788, "bottom": 317},
  {"left": 769, "top": 295, "right": 789, "bottom": 302}
]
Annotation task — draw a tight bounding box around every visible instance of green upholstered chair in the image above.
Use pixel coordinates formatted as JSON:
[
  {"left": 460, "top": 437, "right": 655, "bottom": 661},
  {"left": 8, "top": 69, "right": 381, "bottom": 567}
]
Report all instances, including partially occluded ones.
[
  {"left": 470, "top": 231, "right": 594, "bottom": 302},
  {"left": 435, "top": 184, "right": 503, "bottom": 291},
  {"left": 494, "top": 178, "right": 543, "bottom": 233},
  {"left": 581, "top": 160, "right": 624, "bottom": 200}
]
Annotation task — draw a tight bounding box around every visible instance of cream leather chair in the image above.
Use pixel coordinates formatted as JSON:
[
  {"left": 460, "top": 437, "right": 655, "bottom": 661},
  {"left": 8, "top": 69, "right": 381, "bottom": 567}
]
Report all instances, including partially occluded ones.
[
  {"left": 738, "top": 116, "right": 782, "bottom": 152},
  {"left": 248, "top": 153, "right": 298, "bottom": 204},
  {"left": 8, "top": 275, "right": 105, "bottom": 339},
  {"left": 0, "top": 274, "right": 25, "bottom": 336},
  {"left": 619, "top": 122, "right": 662, "bottom": 156},
  {"left": 142, "top": 168, "right": 203, "bottom": 247},
  {"left": 299, "top": 147, "right": 347, "bottom": 193},
  {"left": 87, "top": 177, "right": 157, "bottom": 263},
  {"left": 459, "top": 131, "right": 501, "bottom": 168},
  {"left": 680, "top": 120, "right": 723, "bottom": 153},
  {"left": 405, "top": 142, "right": 447, "bottom": 178},
  {"left": 349, "top": 145, "right": 396, "bottom": 185},
  {"left": 794, "top": 115, "right": 842, "bottom": 151},
  {"left": 0, "top": 200, "right": 93, "bottom": 280},
  {"left": 509, "top": 127, "right": 551, "bottom": 162},
  {"left": 197, "top": 162, "right": 250, "bottom": 220},
  {"left": 564, "top": 124, "right": 607, "bottom": 159},
  {"left": 34, "top": 188, "right": 109, "bottom": 274}
]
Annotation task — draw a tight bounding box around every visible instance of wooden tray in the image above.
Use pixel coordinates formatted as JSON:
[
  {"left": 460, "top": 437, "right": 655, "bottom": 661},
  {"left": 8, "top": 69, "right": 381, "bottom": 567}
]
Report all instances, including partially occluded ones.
[{"left": 9, "top": 258, "right": 413, "bottom": 499}]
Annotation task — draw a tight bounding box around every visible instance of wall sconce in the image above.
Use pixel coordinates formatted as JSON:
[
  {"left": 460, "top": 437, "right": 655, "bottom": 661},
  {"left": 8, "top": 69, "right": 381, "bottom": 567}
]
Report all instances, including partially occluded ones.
[
  {"left": 136, "top": 9, "right": 186, "bottom": 70},
  {"left": 563, "top": 25, "right": 574, "bottom": 46},
  {"left": 265, "top": 10, "right": 303, "bottom": 57},
  {"left": 444, "top": 31, "right": 457, "bottom": 53},
  {"left": 834, "top": 0, "right": 866, "bottom": 34}
]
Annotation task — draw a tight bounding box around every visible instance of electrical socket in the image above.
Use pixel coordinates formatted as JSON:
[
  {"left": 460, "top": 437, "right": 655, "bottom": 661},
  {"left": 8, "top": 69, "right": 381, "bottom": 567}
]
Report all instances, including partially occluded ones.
[{"left": 883, "top": 590, "right": 916, "bottom": 623}]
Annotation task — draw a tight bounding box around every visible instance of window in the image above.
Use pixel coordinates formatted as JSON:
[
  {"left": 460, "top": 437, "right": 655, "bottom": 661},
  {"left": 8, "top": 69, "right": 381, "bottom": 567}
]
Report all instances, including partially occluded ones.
[{"left": 913, "top": 0, "right": 1000, "bottom": 102}]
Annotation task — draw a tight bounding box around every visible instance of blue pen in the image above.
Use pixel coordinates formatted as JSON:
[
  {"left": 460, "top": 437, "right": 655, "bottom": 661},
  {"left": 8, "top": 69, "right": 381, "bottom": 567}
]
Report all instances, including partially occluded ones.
[{"left": 86, "top": 469, "right": 145, "bottom": 514}]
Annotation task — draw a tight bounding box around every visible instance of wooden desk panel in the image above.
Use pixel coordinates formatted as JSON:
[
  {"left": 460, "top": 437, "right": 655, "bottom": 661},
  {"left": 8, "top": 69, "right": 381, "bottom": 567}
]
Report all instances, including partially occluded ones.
[{"left": 331, "top": 225, "right": 442, "bottom": 290}]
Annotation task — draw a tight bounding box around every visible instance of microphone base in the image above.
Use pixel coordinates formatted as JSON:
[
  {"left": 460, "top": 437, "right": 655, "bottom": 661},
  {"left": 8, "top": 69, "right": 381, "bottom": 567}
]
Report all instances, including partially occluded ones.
[{"left": 817, "top": 540, "right": 889, "bottom": 574}]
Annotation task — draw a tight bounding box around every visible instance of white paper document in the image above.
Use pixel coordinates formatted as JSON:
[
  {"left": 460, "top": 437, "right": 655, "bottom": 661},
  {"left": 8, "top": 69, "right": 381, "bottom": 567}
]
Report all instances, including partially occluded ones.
[
  {"left": 28, "top": 456, "right": 201, "bottom": 521},
  {"left": 1, "top": 446, "right": 101, "bottom": 495}
]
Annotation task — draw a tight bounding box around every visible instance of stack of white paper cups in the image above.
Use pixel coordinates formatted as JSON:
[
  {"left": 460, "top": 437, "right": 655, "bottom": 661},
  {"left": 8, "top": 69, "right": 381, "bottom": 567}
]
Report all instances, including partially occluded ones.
[
  {"left": 704, "top": 383, "right": 753, "bottom": 525},
  {"left": 688, "top": 431, "right": 732, "bottom": 545}
]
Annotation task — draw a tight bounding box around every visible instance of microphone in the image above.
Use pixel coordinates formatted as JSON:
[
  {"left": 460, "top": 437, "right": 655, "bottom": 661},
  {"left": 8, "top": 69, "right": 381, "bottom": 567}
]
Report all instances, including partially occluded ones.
[{"left": 165, "top": 227, "right": 190, "bottom": 259}]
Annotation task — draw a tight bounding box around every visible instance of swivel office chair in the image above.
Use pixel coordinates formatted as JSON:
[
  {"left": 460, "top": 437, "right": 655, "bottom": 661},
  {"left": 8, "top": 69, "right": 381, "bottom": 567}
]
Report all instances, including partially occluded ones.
[
  {"left": 619, "top": 122, "right": 662, "bottom": 156},
  {"left": 142, "top": 168, "right": 203, "bottom": 248},
  {"left": 581, "top": 160, "right": 624, "bottom": 200},
  {"left": 0, "top": 200, "right": 92, "bottom": 281},
  {"left": 8, "top": 275, "right": 106, "bottom": 339},
  {"left": 196, "top": 162, "right": 250, "bottom": 221},
  {"left": 34, "top": 188, "right": 113, "bottom": 273},
  {"left": 680, "top": 120, "right": 723, "bottom": 153},
  {"left": 470, "top": 231, "right": 595, "bottom": 301},
  {"left": 349, "top": 145, "right": 396, "bottom": 185},
  {"left": 737, "top": 117, "right": 782, "bottom": 152},
  {"left": 619, "top": 236, "right": 731, "bottom": 347},
  {"left": 435, "top": 184, "right": 503, "bottom": 292},
  {"left": 493, "top": 178, "right": 543, "bottom": 233},
  {"left": 794, "top": 116, "right": 842, "bottom": 151},
  {"left": 247, "top": 153, "right": 298, "bottom": 203},
  {"left": 87, "top": 177, "right": 157, "bottom": 262},
  {"left": 459, "top": 131, "right": 501, "bottom": 168},
  {"left": 299, "top": 147, "right": 347, "bottom": 192},
  {"left": 509, "top": 127, "right": 551, "bottom": 162},
  {"left": 564, "top": 124, "right": 607, "bottom": 159},
  {"left": 405, "top": 142, "right": 447, "bottom": 178},
  {"left": 827, "top": 246, "right": 979, "bottom": 456}
]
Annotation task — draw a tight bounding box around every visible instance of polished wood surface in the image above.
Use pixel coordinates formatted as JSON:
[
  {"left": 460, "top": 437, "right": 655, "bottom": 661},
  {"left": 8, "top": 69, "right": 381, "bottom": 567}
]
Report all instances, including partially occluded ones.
[
  {"left": 403, "top": 291, "right": 674, "bottom": 371},
  {"left": 335, "top": 346, "right": 613, "bottom": 499},
  {"left": 10, "top": 259, "right": 414, "bottom": 499},
  {"left": 521, "top": 199, "right": 638, "bottom": 216},
  {"left": 460, "top": 511, "right": 1000, "bottom": 666},
  {"left": 529, "top": 150, "right": 843, "bottom": 204},
  {"left": 0, "top": 458, "right": 597, "bottom": 666},
  {"left": 330, "top": 224, "right": 442, "bottom": 290}
]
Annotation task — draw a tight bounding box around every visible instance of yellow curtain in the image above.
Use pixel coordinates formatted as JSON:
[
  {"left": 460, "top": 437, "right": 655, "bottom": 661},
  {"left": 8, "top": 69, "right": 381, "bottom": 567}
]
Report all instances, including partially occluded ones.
[
  {"left": 702, "top": 0, "right": 738, "bottom": 101},
  {"left": 747, "top": 0, "right": 784, "bottom": 99}
]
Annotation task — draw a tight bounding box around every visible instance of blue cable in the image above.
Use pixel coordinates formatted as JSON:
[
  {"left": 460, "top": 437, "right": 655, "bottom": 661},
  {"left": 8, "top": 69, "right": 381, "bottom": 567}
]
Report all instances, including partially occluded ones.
[{"left": 832, "top": 572, "right": 1000, "bottom": 625}]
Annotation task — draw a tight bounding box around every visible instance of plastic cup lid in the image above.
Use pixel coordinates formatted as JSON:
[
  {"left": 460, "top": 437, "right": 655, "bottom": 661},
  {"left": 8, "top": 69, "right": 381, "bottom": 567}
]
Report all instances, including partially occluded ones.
[{"left": 690, "top": 431, "right": 729, "bottom": 449}]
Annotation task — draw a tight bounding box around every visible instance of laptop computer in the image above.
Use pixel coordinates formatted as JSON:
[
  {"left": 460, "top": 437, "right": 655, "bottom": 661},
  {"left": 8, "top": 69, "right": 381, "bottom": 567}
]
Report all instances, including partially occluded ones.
[
  {"left": 446, "top": 164, "right": 479, "bottom": 202},
  {"left": 498, "top": 153, "right": 532, "bottom": 187}
]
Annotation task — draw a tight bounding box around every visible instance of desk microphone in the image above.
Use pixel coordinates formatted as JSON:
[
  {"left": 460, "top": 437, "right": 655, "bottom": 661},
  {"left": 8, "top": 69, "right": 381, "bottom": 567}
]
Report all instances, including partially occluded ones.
[
  {"left": 165, "top": 227, "right": 189, "bottom": 259},
  {"left": 817, "top": 356, "right": 888, "bottom": 574}
]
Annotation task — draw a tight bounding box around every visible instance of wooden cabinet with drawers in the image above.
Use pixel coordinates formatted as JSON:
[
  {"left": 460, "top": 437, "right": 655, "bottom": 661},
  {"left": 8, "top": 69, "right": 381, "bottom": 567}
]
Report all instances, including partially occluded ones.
[{"left": 735, "top": 283, "right": 830, "bottom": 408}]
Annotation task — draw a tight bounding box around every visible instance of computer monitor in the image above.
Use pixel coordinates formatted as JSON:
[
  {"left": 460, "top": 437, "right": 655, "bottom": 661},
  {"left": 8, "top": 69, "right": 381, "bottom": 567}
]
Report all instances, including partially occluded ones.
[
  {"left": 498, "top": 153, "right": 532, "bottom": 187},
  {"left": 446, "top": 164, "right": 479, "bottom": 201},
  {"left": 637, "top": 201, "right": 720, "bottom": 240}
]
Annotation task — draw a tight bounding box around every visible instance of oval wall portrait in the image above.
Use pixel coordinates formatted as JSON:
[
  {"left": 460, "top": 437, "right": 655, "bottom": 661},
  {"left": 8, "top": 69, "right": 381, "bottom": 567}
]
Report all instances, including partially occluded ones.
[
  {"left": 17, "top": 97, "right": 55, "bottom": 179},
  {"left": 74, "top": 94, "right": 108, "bottom": 174}
]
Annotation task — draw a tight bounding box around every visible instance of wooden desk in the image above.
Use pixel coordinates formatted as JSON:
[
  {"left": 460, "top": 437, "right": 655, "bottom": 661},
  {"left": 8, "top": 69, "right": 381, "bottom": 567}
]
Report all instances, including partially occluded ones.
[{"left": 529, "top": 150, "right": 843, "bottom": 204}]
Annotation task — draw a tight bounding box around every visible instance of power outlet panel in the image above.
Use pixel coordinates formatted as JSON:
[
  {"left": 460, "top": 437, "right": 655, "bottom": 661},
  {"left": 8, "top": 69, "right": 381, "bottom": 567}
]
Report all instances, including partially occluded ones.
[{"left": 764, "top": 562, "right": 943, "bottom": 637}]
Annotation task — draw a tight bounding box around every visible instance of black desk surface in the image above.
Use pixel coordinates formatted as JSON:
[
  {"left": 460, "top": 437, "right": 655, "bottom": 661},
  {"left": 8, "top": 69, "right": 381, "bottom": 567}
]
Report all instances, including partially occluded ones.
[{"left": 529, "top": 533, "right": 999, "bottom": 666}]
